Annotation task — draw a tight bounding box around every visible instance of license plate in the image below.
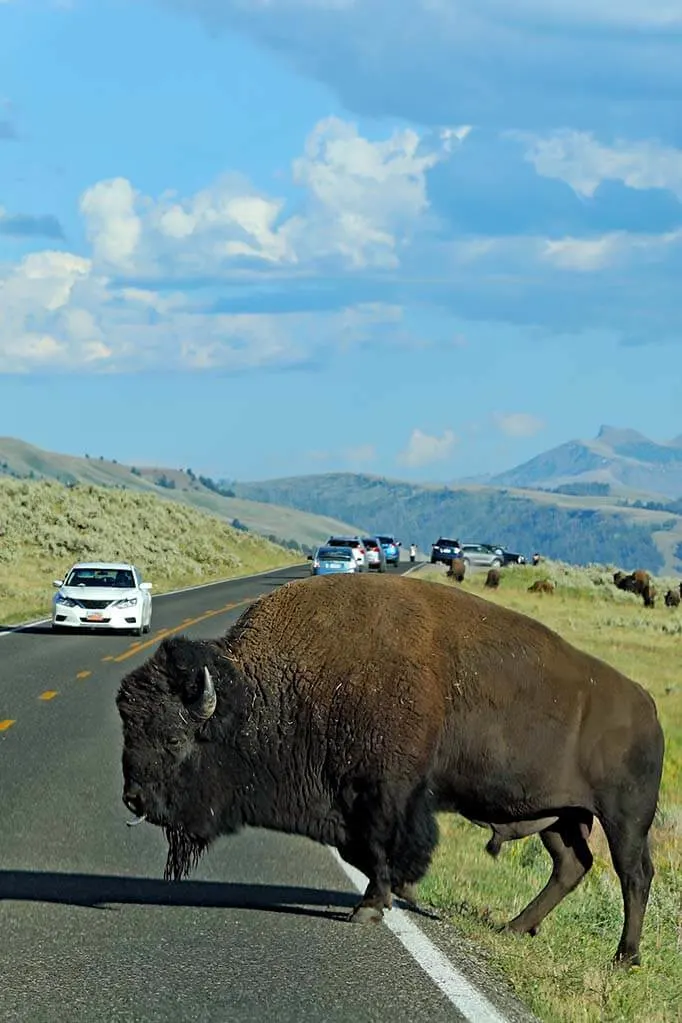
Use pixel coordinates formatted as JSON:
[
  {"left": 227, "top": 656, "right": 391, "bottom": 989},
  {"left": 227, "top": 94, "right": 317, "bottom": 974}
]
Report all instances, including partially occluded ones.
[{"left": 86, "top": 613, "right": 104, "bottom": 622}]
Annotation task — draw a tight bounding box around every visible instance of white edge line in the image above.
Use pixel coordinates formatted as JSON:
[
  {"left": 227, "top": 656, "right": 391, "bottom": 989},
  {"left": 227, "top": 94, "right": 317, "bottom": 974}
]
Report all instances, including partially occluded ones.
[
  {"left": 0, "top": 562, "right": 307, "bottom": 640},
  {"left": 330, "top": 850, "right": 510, "bottom": 1023}
]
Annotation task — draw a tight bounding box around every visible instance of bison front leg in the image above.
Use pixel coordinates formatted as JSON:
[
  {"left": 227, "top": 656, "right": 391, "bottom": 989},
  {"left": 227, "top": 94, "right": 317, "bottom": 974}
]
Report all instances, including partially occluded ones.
[
  {"left": 506, "top": 813, "right": 593, "bottom": 937},
  {"left": 337, "top": 836, "right": 393, "bottom": 923}
]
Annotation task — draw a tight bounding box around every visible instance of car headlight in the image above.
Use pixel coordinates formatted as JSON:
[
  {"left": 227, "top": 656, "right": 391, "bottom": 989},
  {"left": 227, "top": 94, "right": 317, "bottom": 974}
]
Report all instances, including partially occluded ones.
[
  {"left": 115, "top": 597, "right": 138, "bottom": 609},
  {"left": 55, "top": 594, "right": 78, "bottom": 608}
]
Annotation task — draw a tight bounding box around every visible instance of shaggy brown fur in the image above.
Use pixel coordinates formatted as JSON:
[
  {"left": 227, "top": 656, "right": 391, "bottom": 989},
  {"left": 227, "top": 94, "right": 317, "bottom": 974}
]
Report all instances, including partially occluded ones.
[
  {"left": 117, "top": 572, "right": 664, "bottom": 966},
  {"left": 447, "top": 557, "right": 466, "bottom": 582},
  {"left": 664, "top": 588, "right": 680, "bottom": 608},
  {"left": 484, "top": 568, "right": 501, "bottom": 589},
  {"left": 614, "top": 569, "right": 656, "bottom": 608},
  {"left": 528, "top": 579, "right": 555, "bottom": 594}
]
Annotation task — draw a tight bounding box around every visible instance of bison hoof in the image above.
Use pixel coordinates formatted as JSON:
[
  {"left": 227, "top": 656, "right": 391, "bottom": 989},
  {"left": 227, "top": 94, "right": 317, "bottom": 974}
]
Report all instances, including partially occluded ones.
[
  {"left": 392, "top": 882, "right": 419, "bottom": 906},
  {"left": 349, "top": 904, "right": 385, "bottom": 924},
  {"left": 614, "top": 950, "right": 641, "bottom": 969},
  {"left": 504, "top": 920, "right": 541, "bottom": 938}
]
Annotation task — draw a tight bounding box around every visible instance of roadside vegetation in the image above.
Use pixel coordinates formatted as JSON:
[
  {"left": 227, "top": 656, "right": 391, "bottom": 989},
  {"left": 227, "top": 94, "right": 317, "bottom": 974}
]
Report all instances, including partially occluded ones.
[
  {"left": 0, "top": 478, "right": 301, "bottom": 625},
  {"left": 413, "top": 560, "right": 682, "bottom": 1022}
]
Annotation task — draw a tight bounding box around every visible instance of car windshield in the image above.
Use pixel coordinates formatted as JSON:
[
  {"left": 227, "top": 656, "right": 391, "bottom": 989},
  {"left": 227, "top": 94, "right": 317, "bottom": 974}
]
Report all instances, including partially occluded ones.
[
  {"left": 362, "top": 539, "right": 380, "bottom": 548},
  {"left": 65, "top": 568, "right": 135, "bottom": 588},
  {"left": 376, "top": 536, "right": 395, "bottom": 544},
  {"left": 438, "top": 538, "right": 460, "bottom": 546},
  {"left": 318, "top": 547, "right": 352, "bottom": 560},
  {"left": 329, "top": 538, "right": 359, "bottom": 548}
]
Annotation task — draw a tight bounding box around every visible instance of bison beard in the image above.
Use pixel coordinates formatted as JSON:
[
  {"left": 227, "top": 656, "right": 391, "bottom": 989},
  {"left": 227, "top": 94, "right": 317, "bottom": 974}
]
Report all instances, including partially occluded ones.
[
  {"left": 163, "top": 825, "right": 209, "bottom": 882},
  {"left": 116, "top": 573, "right": 664, "bottom": 967}
]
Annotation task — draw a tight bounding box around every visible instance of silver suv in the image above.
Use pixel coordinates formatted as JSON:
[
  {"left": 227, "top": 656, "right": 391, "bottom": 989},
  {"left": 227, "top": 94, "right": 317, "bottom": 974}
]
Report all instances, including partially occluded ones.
[
  {"left": 460, "top": 543, "right": 503, "bottom": 570},
  {"left": 326, "top": 536, "right": 369, "bottom": 572}
]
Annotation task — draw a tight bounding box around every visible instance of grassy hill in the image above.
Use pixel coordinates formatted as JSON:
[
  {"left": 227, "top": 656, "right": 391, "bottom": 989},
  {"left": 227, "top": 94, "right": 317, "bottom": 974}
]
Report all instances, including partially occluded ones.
[
  {"left": 0, "top": 437, "right": 361, "bottom": 550},
  {"left": 233, "top": 472, "right": 682, "bottom": 575},
  {"left": 0, "top": 477, "right": 301, "bottom": 625},
  {"left": 486, "top": 424, "right": 682, "bottom": 498}
]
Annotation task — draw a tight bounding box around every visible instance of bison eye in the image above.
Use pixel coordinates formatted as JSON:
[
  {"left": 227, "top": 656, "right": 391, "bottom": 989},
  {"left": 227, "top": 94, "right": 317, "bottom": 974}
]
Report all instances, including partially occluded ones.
[{"left": 167, "top": 737, "right": 184, "bottom": 751}]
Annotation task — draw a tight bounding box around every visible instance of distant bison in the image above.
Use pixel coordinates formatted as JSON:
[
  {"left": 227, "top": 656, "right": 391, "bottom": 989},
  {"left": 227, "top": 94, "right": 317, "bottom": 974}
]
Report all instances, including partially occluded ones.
[
  {"left": 664, "top": 589, "right": 680, "bottom": 608},
  {"left": 528, "top": 579, "right": 555, "bottom": 594},
  {"left": 117, "top": 572, "right": 663, "bottom": 966},
  {"left": 447, "top": 557, "right": 466, "bottom": 583},
  {"left": 484, "top": 568, "right": 501, "bottom": 589},
  {"left": 614, "top": 569, "right": 656, "bottom": 608}
]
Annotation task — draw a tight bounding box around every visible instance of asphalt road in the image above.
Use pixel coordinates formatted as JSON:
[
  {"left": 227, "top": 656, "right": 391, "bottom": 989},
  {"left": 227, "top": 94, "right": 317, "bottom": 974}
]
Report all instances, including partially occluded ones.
[{"left": 0, "top": 561, "right": 536, "bottom": 1023}]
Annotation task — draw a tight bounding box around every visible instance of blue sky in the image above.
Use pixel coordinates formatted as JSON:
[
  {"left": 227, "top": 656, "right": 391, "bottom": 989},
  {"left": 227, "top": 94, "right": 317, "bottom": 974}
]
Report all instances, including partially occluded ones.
[{"left": 1, "top": 0, "right": 681, "bottom": 483}]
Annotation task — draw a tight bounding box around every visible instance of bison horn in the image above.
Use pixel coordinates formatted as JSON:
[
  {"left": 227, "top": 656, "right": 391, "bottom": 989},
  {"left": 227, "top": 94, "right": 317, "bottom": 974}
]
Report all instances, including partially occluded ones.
[{"left": 190, "top": 666, "right": 217, "bottom": 720}]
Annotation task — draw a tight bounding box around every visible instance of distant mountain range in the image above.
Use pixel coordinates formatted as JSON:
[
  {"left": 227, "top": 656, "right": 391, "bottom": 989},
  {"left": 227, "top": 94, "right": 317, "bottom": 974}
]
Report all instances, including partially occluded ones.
[
  {"left": 2, "top": 430, "right": 682, "bottom": 574},
  {"left": 482, "top": 425, "right": 682, "bottom": 499}
]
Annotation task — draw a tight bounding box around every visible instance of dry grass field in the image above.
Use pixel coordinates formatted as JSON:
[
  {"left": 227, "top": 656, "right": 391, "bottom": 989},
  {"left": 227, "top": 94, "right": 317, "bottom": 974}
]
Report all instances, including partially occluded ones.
[
  {"left": 0, "top": 478, "right": 301, "bottom": 625},
  {"left": 412, "top": 560, "right": 681, "bottom": 1022}
]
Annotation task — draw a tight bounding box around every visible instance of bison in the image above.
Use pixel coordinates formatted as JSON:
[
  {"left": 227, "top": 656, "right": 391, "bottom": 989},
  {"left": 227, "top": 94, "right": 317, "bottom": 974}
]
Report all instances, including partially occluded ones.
[
  {"left": 446, "top": 557, "right": 465, "bottom": 583},
  {"left": 484, "top": 568, "right": 501, "bottom": 589},
  {"left": 664, "top": 588, "right": 680, "bottom": 608},
  {"left": 528, "top": 579, "right": 555, "bottom": 594},
  {"left": 116, "top": 573, "right": 664, "bottom": 966},
  {"left": 614, "top": 569, "right": 656, "bottom": 608}
]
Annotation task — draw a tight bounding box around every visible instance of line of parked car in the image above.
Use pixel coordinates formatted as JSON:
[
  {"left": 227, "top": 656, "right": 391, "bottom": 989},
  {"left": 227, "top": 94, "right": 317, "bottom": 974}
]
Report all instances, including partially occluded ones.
[
  {"left": 308, "top": 535, "right": 402, "bottom": 575},
  {"left": 430, "top": 538, "right": 526, "bottom": 568}
]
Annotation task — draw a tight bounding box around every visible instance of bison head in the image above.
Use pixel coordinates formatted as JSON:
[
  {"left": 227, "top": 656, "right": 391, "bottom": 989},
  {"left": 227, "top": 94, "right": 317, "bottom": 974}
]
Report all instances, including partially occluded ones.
[{"left": 116, "top": 635, "right": 239, "bottom": 881}]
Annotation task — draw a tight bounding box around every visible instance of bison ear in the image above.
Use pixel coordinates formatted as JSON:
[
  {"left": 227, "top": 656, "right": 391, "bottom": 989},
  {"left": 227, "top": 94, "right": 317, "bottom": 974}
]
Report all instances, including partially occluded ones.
[{"left": 188, "top": 666, "right": 217, "bottom": 721}]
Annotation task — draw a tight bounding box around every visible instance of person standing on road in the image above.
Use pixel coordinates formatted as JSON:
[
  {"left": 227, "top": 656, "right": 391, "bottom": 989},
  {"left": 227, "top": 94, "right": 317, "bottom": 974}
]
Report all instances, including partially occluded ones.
[{"left": 409, "top": 543, "right": 417, "bottom": 563}]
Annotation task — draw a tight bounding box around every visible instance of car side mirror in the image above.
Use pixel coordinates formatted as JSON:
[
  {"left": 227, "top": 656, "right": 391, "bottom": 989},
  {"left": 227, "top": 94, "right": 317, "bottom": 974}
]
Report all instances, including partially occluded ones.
[
  {"left": 53, "top": 580, "right": 63, "bottom": 588},
  {"left": 307, "top": 554, "right": 313, "bottom": 560},
  {"left": 397, "top": 541, "right": 402, "bottom": 546}
]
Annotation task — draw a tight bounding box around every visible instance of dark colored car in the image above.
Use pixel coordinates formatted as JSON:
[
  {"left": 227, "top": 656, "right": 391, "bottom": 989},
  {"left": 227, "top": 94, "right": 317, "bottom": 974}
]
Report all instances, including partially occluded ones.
[
  {"left": 487, "top": 544, "right": 526, "bottom": 566},
  {"left": 430, "top": 537, "right": 463, "bottom": 565},
  {"left": 375, "top": 534, "right": 401, "bottom": 567}
]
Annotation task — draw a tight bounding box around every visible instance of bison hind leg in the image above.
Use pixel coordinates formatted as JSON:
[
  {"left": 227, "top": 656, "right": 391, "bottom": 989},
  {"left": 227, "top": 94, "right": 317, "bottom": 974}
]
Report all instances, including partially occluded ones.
[{"left": 505, "top": 811, "right": 593, "bottom": 939}]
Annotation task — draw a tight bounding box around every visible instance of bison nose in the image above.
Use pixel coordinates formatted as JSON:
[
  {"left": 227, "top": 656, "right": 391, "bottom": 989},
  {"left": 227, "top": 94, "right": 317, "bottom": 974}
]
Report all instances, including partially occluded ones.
[{"left": 123, "top": 788, "right": 145, "bottom": 816}]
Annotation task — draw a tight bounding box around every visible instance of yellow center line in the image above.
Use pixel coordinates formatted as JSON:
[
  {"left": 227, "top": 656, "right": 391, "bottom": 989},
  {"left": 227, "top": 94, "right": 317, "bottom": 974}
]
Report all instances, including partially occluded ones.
[
  {"left": 76, "top": 670, "right": 91, "bottom": 680},
  {"left": 111, "top": 596, "right": 255, "bottom": 664},
  {"left": 0, "top": 719, "right": 15, "bottom": 732},
  {"left": 101, "top": 655, "right": 114, "bottom": 662},
  {"left": 39, "top": 691, "right": 58, "bottom": 701}
]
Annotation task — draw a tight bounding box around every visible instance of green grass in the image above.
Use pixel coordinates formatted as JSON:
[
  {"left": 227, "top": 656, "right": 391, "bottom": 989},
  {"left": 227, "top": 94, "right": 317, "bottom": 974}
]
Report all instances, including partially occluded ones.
[
  {"left": 411, "top": 561, "right": 682, "bottom": 1022},
  {"left": 0, "top": 478, "right": 301, "bottom": 625}
]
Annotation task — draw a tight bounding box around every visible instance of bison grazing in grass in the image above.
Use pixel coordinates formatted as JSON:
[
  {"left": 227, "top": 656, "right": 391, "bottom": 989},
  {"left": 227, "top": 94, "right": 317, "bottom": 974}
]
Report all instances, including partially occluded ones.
[
  {"left": 528, "top": 579, "right": 555, "bottom": 594},
  {"left": 484, "top": 568, "right": 501, "bottom": 588},
  {"left": 664, "top": 588, "right": 680, "bottom": 608},
  {"left": 614, "top": 569, "right": 656, "bottom": 608},
  {"left": 446, "top": 557, "right": 466, "bottom": 582},
  {"left": 117, "top": 572, "right": 664, "bottom": 966}
]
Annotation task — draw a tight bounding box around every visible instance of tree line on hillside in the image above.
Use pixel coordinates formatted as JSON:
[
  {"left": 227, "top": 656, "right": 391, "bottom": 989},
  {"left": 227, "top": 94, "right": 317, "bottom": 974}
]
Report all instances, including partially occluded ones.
[{"left": 234, "top": 478, "right": 667, "bottom": 572}]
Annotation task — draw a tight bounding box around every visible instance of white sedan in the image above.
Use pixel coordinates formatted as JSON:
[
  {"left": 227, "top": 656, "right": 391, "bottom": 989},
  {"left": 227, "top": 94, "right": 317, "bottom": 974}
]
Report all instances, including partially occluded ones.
[{"left": 52, "top": 561, "right": 153, "bottom": 636}]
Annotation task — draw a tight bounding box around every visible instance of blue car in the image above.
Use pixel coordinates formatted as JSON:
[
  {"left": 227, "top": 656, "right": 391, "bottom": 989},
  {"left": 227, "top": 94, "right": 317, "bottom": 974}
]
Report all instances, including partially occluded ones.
[
  {"left": 376, "top": 534, "right": 401, "bottom": 567},
  {"left": 308, "top": 545, "right": 358, "bottom": 576}
]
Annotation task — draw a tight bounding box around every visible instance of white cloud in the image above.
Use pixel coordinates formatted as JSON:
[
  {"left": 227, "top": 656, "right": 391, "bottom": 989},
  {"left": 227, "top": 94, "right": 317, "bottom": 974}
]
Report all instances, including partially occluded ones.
[
  {"left": 542, "top": 229, "right": 682, "bottom": 270},
  {"left": 80, "top": 178, "right": 142, "bottom": 269},
  {"left": 513, "top": 130, "right": 682, "bottom": 199},
  {"left": 75, "top": 118, "right": 460, "bottom": 278},
  {"left": 493, "top": 413, "right": 545, "bottom": 438},
  {"left": 397, "top": 428, "right": 457, "bottom": 468}
]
